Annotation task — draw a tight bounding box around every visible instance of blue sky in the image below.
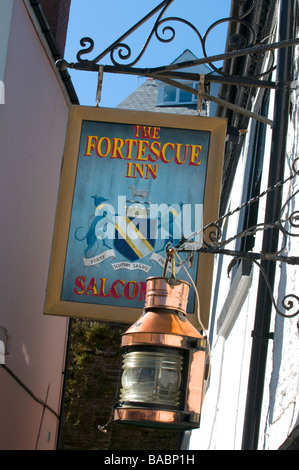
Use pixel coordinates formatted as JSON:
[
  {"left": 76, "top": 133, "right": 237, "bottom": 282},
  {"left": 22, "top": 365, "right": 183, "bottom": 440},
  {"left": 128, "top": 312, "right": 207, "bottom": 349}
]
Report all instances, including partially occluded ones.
[{"left": 65, "top": 0, "right": 231, "bottom": 107}]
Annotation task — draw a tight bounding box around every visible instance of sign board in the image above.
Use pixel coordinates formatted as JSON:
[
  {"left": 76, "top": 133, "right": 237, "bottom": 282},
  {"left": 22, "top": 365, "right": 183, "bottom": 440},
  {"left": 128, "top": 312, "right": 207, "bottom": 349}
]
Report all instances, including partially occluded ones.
[{"left": 44, "top": 106, "right": 226, "bottom": 328}]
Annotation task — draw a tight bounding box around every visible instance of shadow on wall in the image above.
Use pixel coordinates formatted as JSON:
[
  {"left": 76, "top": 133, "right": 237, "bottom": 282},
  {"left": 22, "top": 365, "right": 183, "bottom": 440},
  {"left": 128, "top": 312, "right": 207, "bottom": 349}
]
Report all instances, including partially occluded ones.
[{"left": 59, "top": 319, "right": 181, "bottom": 450}]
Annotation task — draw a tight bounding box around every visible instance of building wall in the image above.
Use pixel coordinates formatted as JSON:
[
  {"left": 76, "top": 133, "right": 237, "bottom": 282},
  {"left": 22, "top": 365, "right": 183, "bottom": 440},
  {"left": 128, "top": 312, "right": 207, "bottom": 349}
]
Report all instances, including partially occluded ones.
[
  {"left": 0, "top": 0, "right": 71, "bottom": 450},
  {"left": 39, "top": 0, "right": 71, "bottom": 54},
  {"left": 0, "top": 0, "right": 14, "bottom": 104},
  {"left": 187, "top": 3, "right": 299, "bottom": 450},
  {"left": 188, "top": 120, "right": 268, "bottom": 449},
  {"left": 259, "top": 42, "right": 299, "bottom": 448}
]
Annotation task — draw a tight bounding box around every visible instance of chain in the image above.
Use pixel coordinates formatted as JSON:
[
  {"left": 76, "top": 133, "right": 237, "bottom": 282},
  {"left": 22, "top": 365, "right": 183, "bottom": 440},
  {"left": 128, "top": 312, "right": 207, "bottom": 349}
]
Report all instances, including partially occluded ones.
[{"left": 176, "top": 158, "right": 299, "bottom": 250}]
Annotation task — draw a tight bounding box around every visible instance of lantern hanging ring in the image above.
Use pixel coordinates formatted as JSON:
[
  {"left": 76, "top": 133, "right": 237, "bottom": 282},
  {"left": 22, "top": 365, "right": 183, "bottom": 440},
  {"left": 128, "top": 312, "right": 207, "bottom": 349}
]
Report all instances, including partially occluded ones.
[{"left": 163, "top": 244, "right": 178, "bottom": 286}]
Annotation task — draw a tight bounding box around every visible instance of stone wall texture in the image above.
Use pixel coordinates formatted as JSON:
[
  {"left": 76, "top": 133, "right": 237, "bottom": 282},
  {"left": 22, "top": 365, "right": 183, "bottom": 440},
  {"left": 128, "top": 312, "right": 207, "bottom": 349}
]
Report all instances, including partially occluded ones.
[{"left": 59, "top": 320, "right": 181, "bottom": 450}]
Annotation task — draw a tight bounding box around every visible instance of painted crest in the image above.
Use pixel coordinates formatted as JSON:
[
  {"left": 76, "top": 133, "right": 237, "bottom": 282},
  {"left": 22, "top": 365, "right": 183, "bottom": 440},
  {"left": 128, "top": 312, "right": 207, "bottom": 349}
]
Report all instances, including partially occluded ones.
[{"left": 114, "top": 210, "right": 157, "bottom": 262}]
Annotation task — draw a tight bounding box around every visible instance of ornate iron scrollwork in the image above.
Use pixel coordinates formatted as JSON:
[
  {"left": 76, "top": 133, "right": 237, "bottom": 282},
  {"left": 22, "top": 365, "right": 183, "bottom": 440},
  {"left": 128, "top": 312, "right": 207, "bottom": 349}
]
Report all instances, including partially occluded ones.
[
  {"left": 73, "top": 0, "right": 275, "bottom": 79},
  {"left": 175, "top": 158, "right": 299, "bottom": 318},
  {"left": 201, "top": 158, "right": 299, "bottom": 251},
  {"left": 57, "top": 1, "right": 299, "bottom": 319},
  {"left": 56, "top": 0, "right": 299, "bottom": 125},
  {"left": 76, "top": 0, "right": 174, "bottom": 67}
]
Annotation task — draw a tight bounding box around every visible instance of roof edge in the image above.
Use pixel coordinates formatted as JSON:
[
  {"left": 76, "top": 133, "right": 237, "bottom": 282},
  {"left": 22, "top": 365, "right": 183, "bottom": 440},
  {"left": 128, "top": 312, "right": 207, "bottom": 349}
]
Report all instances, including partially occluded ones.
[{"left": 30, "top": 0, "right": 79, "bottom": 104}]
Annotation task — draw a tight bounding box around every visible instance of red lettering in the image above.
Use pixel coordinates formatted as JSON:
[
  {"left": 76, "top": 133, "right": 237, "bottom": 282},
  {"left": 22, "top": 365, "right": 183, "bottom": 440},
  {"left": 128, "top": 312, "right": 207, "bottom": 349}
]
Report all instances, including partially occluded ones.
[
  {"left": 124, "top": 280, "right": 139, "bottom": 300},
  {"left": 96, "top": 137, "right": 111, "bottom": 157},
  {"left": 145, "top": 164, "right": 157, "bottom": 180},
  {"left": 84, "top": 277, "right": 98, "bottom": 296},
  {"left": 111, "top": 279, "right": 125, "bottom": 298},
  {"left": 188, "top": 145, "right": 202, "bottom": 166},
  {"left": 133, "top": 125, "right": 160, "bottom": 139},
  {"left": 124, "top": 139, "right": 138, "bottom": 159},
  {"left": 133, "top": 163, "right": 145, "bottom": 178},
  {"left": 152, "top": 127, "right": 160, "bottom": 139},
  {"left": 138, "top": 282, "right": 147, "bottom": 301},
  {"left": 84, "top": 136, "right": 98, "bottom": 156},
  {"left": 126, "top": 162, "right": 135, "bottom": 178},
  {"left": 136, "top": 140, "right": 149, "bottom": 161},
  {"left": 73, "top": 276, "right": 86, "bottom": 295},
  {"left": 73, "top": 277, "right": 147, "bottom": 302},
  {"left": 133, "top": 125, "right": 140, "bottom": 138},
  {"left": 174, "top": 144, "right": 188, "bottom": 165},
  {"left": 141, "top": 126, "right": 152, "bottom": 139},
  {"left": 160, "top": 143, "right": 174, "bottom": 163},
  {"left": 98, "top": 278, "right": 111, "bottom": 297},
  {"left": 148, "top": 141, "right": 160, "bottom": 162},
  {"left": 111, "top": 138, "right": 125, "bottom": 159}
]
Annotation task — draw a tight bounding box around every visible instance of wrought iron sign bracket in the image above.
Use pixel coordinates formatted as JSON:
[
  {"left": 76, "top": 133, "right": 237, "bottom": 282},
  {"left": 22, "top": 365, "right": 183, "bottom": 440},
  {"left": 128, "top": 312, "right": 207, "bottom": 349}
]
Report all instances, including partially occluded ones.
[
  {"left": 56, "top": 0, "right": 299, "bottom": 126},
  {"left": 56, "top": 1, "right": 299, "bottom": 319},
  {"left": 174, "top": 158, "right": 299, "bottom": 320}
]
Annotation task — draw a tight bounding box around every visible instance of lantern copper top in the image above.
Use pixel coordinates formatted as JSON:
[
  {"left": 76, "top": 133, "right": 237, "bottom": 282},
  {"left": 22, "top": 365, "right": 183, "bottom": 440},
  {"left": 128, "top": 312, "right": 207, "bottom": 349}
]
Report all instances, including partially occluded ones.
[{"left": 144, "top": 276, "right": 190, "bottom": 314}]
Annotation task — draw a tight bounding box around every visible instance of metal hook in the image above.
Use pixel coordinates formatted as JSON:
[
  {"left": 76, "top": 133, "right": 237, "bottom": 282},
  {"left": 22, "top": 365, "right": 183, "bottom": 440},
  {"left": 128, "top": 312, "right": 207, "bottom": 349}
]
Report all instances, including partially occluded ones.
[
  {"left": 197, "top": 74, "right": 205, "bottom": 115},
  {"left": 162, "top": 245, "right": 171, "bottom": 277},
  {"left": 163, "top": 245, "right": 179, "bottom": 286},
  {"left": 96, "top": 65, "right": 104, "bottom": 106}
]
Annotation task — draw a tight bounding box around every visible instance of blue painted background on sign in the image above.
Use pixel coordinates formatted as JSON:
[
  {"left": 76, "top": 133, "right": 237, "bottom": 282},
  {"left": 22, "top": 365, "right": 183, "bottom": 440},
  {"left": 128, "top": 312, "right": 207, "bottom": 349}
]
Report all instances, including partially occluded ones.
[{"left": 61, "top": 119, "right": 210, "bottom": 313}]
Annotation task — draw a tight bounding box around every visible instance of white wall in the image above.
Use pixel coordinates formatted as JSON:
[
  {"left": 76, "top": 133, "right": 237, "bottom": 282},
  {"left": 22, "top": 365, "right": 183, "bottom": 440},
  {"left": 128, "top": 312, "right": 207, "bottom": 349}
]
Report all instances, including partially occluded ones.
[
  {"left": 188, "top": 119, "right": 268, "bottom": 449},
  {"left": 259, "top": 42, "right": 299, "bottom": 448},
  {"left": 188, "top": 29, "right": 299, "bottom": 451}
]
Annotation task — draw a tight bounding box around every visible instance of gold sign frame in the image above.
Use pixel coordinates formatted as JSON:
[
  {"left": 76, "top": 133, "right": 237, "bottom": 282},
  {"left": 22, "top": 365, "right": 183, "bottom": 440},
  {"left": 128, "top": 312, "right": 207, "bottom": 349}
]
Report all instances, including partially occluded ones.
[{"left": 44, "top": 105, "right": 226, "bottom": 328}]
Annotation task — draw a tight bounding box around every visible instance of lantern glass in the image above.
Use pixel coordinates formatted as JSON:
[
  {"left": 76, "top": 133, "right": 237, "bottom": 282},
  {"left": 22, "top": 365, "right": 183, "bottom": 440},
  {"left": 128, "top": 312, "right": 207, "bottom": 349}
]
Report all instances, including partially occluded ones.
[{"left": 120, "top": 349, "right": 183, "bottom": 407}]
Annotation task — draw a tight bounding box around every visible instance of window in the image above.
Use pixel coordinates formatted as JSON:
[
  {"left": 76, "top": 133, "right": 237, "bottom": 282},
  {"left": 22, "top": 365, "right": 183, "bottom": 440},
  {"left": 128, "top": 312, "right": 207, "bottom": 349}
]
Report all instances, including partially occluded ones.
[
  {"left": 158, "top": 82, "right": 199, "bottom": 106},
  {"left": 163, "top": 86, "right": 177, "bottom": 102}
]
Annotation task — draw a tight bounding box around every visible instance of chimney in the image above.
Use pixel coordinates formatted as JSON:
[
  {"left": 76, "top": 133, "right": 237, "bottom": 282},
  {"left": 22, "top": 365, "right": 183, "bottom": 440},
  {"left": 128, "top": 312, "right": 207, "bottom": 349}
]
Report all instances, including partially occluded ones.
[{"left": 39, "top": 0, "right": 71, "bottom": 55}]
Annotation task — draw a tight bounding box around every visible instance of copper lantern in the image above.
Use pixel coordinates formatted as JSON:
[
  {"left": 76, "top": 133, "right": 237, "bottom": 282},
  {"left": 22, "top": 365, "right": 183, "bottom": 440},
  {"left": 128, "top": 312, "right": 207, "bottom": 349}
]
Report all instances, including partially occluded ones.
[{"left": 113, "top": 275, "right": 207, "bottom": 430}]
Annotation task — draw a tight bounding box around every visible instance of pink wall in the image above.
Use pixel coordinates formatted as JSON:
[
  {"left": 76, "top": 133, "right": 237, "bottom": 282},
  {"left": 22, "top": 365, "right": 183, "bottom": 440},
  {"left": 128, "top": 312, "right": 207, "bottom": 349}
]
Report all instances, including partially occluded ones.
[{"left": 0, "top": 0, "right": 71, "bottom": 449}]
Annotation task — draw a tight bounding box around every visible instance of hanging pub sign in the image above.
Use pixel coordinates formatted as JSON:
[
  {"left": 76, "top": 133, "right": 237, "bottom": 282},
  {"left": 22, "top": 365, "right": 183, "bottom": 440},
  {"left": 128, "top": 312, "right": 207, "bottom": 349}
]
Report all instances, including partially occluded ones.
[{"left": 44, "top": 106, "right": 226, "bottom": 327}]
